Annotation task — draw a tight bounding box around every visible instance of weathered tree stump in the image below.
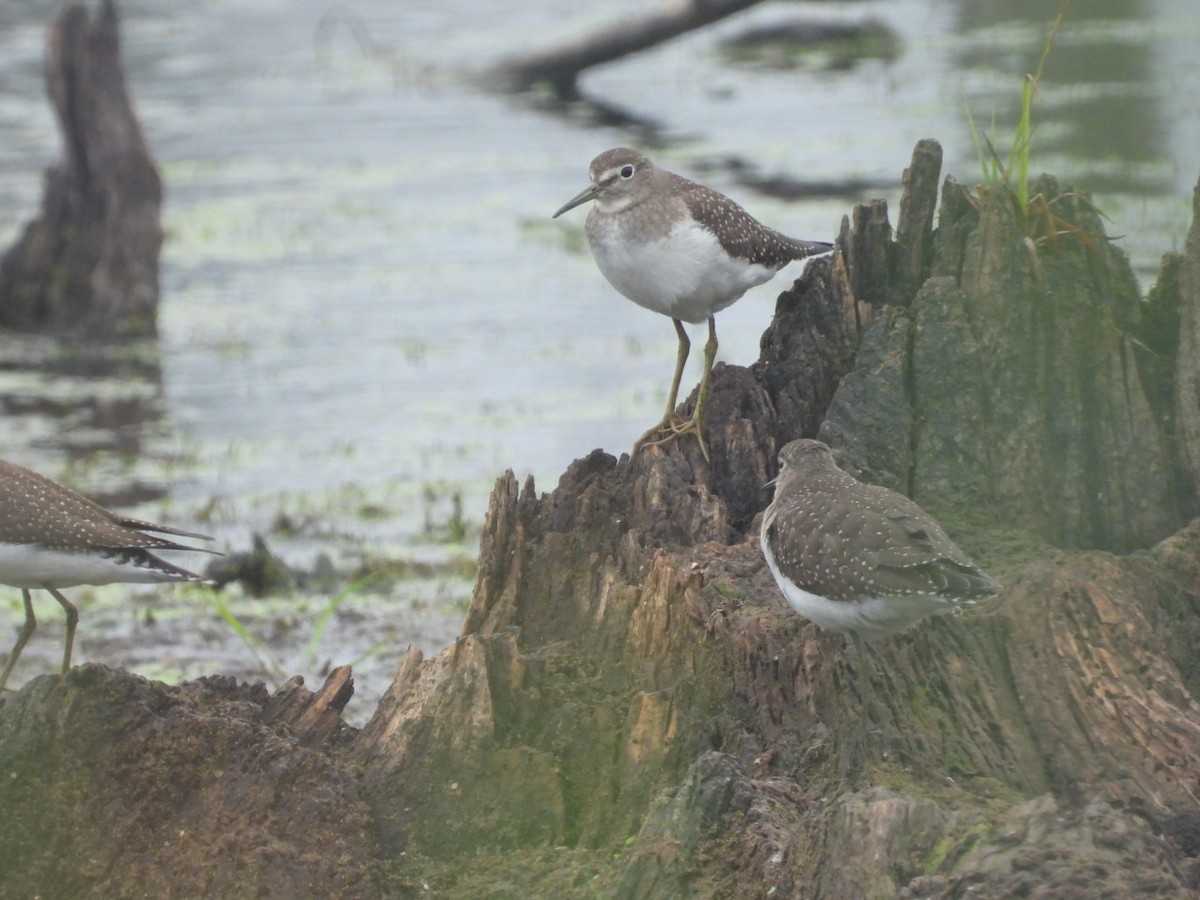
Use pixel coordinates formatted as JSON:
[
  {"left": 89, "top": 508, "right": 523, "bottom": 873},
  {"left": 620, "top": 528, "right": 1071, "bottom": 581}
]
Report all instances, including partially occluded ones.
[
  {"left": 1168, "top": 178, "right": 1200, "bottom": 509},
  {"left": 3, "top": 140, "right": 1200, "bottom": 897},
  {"left": 0, "top": 665, "right": 374, "bottom": 896},
  {"left": 0, "top": 0, "right": 163, "bottom": 337},
  {"left": 823, "top": 157, "right": 1197, "bottom": 551}
]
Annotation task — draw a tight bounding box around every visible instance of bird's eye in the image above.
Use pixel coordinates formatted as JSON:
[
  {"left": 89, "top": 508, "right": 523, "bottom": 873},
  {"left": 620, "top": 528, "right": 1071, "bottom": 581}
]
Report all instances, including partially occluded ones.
[{"left": 620, "top": 165, "right": 635, "bottom": 178}]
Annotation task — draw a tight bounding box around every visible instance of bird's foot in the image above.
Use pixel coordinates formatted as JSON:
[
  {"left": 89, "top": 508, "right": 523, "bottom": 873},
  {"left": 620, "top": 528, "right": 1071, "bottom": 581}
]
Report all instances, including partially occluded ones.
[
  {"left": 835, "top": 713, "right": 876, "bottom": 778},
  {"left": 634, "top": 414, "right": 709, "bottom": 460}
]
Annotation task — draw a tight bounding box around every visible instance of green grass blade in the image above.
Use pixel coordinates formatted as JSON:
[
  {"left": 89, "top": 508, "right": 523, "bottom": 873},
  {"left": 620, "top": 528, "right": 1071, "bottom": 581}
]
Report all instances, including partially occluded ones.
[
  {"left": 304, "top": 572, "right": 381, "bottom": 667},
  {"left": 205, "top": 590, "right": 285, "bottom": 681}
]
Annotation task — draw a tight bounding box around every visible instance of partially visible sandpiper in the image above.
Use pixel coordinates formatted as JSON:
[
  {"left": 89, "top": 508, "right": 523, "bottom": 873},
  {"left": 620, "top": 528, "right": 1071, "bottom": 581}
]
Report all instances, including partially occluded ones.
[{"left": 0, "top": 459, "right": 214, "bottom": 690}]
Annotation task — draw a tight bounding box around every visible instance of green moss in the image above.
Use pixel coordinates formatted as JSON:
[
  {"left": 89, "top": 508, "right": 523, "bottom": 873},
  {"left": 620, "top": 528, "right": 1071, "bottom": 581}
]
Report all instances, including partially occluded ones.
[
  {"left": 923, "top": 821, "right": 992, "bottom": 875},
  {"left": 918, "top": 494, "right": 1069, "bottom": 587},
  {"left": 380, "top": 844, "right": 625, "bottom": 899},
  {"left": 706, "top": 579, "right": 742, "bottom": 602},
  {"left": 870, "top": 760, "right": 1024, "bottom": 813}
]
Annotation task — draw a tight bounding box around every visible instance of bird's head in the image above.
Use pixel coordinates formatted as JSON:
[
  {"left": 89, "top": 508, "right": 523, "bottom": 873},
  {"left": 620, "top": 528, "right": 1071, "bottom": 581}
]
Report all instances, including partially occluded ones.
[{"left": 553, "top": 148, "right": 655, "bottom": 218}]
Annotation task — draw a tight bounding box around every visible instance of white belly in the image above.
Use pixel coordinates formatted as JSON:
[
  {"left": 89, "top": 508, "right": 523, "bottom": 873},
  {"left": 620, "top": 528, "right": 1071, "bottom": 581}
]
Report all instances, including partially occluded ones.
[
  {"left": 0, "top": 544, "right": 186, "bottom": 589},
  {"left": 590, "top": 219, "right": 781, "bottom": 324},
  {"left": 760, "top": 525, "right": 952, "bottom": 643}
]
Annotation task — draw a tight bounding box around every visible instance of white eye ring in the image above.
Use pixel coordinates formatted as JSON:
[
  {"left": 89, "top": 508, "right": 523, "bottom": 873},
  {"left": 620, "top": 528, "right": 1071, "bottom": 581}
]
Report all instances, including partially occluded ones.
[{"left": 620, "top": 165, "right": 635, "bottom": 178}]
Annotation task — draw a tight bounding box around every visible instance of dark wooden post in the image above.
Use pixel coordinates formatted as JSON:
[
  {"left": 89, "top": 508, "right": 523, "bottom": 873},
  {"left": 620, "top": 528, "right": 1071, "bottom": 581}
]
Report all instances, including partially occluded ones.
[{"left": 0, "top": 0, "right": 163, "bottom": 337}]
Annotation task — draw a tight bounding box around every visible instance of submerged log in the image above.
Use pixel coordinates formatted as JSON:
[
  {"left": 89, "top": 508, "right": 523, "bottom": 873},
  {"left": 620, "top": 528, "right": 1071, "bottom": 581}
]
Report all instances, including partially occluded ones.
[
  {"left": 0, "top": 0, "right": 163, "bottom": 337},
  {"left": 3, "top": 140, "right": 1200, "bottom": 896},
  {"left": 485, "top": 0, "right": 764, "bottom": 96}
]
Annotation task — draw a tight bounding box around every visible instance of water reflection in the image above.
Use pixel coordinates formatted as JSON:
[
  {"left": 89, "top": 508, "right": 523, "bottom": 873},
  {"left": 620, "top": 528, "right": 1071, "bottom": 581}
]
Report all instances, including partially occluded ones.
[
  {"left": 0, "top": 335, "right": 168, "bottom": 497},
  {"left": 955, "top": 0, "right": 1166, "bottom": 181}
]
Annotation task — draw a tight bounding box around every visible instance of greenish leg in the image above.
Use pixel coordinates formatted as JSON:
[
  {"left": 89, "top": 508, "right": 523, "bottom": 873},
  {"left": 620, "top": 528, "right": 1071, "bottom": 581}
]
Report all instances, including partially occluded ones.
[
  {"left": 662, "top": 318, "right": 690, "bottom": 426},
  {"left": 689, "top": 315, "right": 717, "bottom": 460},
  {"left": 0, "top": 589, "right": 37, "bottom": 691},
  {"left": 47, "top": 585, "right": 79, "bottom": 675},
  {"left": 634, "top": 317, "right": 713, "bottom": 461}
]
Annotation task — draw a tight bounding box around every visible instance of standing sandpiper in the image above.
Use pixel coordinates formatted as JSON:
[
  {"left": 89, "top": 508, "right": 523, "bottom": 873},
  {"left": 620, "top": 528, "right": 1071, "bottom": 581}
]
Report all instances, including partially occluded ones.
[
  {"left": 0, "top": 459, "right": 214, "bottom": 690},
  {"left": 553, "top": 148, "right": 832, "bottom": 459},
  {"left": 761, "top": 439, "right": 999, "bottom": 644}
]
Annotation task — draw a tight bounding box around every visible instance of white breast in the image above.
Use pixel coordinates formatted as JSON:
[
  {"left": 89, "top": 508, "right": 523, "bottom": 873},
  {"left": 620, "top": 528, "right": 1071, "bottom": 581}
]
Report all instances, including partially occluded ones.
[{"left": 589, "top": 218, "right": 781, "bottom": 324}]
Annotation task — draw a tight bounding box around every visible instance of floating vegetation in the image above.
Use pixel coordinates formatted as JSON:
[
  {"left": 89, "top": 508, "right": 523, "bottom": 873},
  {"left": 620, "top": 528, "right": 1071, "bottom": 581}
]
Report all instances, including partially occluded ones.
[{"left": 721, "top": 18, "right": 900, "bottom": 72}]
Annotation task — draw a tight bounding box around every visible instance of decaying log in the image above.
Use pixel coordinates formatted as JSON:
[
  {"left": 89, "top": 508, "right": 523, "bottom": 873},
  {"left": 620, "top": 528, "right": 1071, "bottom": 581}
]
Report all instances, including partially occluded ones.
[
  {"left": 3, "top": 140, "right": 1200, "bottom": 897},
  {"left": 0, "top": 0, "right": 163, "bottom": 337},
  {"left": 263, "top": 664, "right": 356, "bottom": 748}
]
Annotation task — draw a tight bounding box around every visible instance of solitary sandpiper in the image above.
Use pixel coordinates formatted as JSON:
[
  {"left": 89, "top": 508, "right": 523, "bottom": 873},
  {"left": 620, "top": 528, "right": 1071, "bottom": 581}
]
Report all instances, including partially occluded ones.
[
  {"left": 553, "top": 148, "right": 832, "bottom": 459},
  {"left": 761, "top": 439, "right": 999, "bottom": 644},
  {"left": 0, "top": 459, "right": 215, "bottom": 690}
]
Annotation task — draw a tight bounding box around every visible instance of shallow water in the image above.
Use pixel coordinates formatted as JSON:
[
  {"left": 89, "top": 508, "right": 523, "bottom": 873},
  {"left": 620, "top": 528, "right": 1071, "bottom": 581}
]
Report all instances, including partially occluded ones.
[{"left": 0, "top": 0, "right": 1196, "bottom": 720}]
